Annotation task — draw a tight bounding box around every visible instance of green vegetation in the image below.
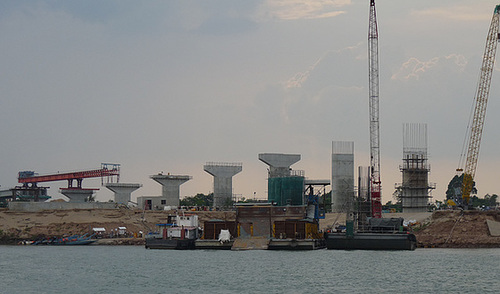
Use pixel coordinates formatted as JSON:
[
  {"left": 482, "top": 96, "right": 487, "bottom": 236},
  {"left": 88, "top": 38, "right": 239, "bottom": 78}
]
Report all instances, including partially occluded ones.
[
  {"left": 382, "top": 200, "right": 402, "bottom": 212},
  {"left": 469, "top": 194, "right": 498, "bottom": 208},
  {"left": 180, "top": 193, "right": 213, "bottom": 207},
  {"left": 322, "top": 191, "right": 332, "bottom": 213},
  {"left": 445, "top": 174, "right": 477, "bottom": 201}
]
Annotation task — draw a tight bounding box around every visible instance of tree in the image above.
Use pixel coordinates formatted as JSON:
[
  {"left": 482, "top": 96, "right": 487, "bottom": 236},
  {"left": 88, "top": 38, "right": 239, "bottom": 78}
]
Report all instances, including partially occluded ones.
[
  {"left": 322, "top": 191, "right": 332, "bottom": 213},
  {"left": 180, "top": 193, "right": 213, "bottom": 207},
  {"left": 468, "top": 194, "right": 498, "bottom": 208},
  {"left": 382, "top": 200, "right": 402, "bottom": 212},
  {"left": 488, "top": 194, "right": 498, "bottom": 207},
  {"left": 445, "top": 174, "right": 476, "bottom": 202}
]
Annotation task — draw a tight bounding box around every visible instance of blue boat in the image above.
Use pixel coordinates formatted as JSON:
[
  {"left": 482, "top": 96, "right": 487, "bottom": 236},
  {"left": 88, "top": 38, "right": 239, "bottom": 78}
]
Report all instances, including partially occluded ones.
[{"left": 33, "top": 234, "right": 96, "bottom": 245}]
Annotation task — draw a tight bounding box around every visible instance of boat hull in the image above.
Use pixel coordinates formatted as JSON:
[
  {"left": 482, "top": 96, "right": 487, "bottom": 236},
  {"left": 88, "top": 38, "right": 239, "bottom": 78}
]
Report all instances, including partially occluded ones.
[
  {"left": 49, "top": 240, "right": 96, "bottom": 245},
  {"left": 194, "top": 239, "right": 234, "bottom": 250},
  {"left": 33, "top": 235, "right": 96, "bottom": 246},
  {"left": 325, "top": 232, "right": 417, "bottom": 250},
  {"left": 145, "top": 238, "right": 195, "bottom": 250},
  {"left": 268, "top": 239, "right": 326, "bottom": 250}
]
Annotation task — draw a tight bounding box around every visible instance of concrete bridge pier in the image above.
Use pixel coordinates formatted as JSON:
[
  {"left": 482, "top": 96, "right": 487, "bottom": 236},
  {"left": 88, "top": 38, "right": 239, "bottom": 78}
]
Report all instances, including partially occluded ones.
[
  {"left": 105, "top": 183, "right": 142, "bottom": 205},
  {"left": 204, "top": 162, "right": 242, "bottom": 207},
  {"left": 60, "top": 188, "right": 97, "bottom": 203}
]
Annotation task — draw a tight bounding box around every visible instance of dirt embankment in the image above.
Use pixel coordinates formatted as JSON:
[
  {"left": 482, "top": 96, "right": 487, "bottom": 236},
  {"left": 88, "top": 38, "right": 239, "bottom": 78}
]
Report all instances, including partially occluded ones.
[
  {"left": 0, "top": 208, "right": 235, "bottom": 244},
  {"left": 412, "top": 210, "right": 500, "bottom": 248},
  {"left": 1, "top": 208, "right": 499, "bottom": 248}
]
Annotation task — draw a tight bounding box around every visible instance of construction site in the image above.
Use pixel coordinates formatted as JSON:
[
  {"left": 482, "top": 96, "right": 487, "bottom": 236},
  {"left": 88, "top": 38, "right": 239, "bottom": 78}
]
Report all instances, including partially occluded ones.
[{"left": 1, "top": 1, "right": 500, "bottom": 248}]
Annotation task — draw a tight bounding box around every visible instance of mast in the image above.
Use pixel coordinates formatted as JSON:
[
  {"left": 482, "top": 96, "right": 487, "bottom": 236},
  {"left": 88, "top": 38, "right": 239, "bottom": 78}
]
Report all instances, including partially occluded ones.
[
  {"left": 368, "top": 0, "right": 382, "bottom": 218},
  {"left": 459, "top": 5, "right": 500, "bottom": 207}
]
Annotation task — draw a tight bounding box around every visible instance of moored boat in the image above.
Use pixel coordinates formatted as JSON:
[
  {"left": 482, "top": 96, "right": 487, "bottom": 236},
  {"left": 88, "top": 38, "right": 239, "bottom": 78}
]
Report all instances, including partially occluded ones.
[
  {"left": 33, "top": 234, "right": 96, "bottom": 245},
  {"left": 145, "top": 213, "right": 201, "bottom": 250},
  {"left": 325, "top": 231, "right": 416, "bottom": 250},
  {"left": 325, "top": 218, "right": 417, "bottom": 250}
]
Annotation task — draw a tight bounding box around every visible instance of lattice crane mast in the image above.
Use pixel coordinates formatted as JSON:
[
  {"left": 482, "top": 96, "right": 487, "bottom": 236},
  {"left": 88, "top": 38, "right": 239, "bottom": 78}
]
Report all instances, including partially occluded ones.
[
  {"left": 456, "top": 5, "right": 500, "bottom": 208},
  {"left": 368, "top": 0, "right": 382, "bottom": 218}
]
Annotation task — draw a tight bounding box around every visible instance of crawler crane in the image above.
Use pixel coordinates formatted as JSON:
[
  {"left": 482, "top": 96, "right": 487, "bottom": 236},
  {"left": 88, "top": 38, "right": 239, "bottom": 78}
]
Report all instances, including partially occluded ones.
[{"left": 454, "top": 5, "right": 500, "bottom": 208}]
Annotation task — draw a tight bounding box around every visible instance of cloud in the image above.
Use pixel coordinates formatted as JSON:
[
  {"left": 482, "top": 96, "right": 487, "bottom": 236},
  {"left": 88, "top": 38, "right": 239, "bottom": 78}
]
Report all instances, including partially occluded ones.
[
  {"left": 391, "top": 57, "right": 439, "bottom": 81},
  {"left": 257, "top": 0, "right": 350, "bottom": 21},
  {"left": 391, "top": 54, "right": 467, "bottom": 81},
  {"left": 412, "top": 6, "right": 491, "bottom": 22},
  {"left": 285, "top": 43, "right": 363, "bottom": 89},
  {"left": 285, "top": 56, "right": 324, "bottom": 88}
]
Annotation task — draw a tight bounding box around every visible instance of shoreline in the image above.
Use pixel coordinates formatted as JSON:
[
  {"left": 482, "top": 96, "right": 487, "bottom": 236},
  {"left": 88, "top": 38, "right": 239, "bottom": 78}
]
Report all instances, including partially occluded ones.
[{"left": 1, "top": 209, "right": 499, "bottom": 248}]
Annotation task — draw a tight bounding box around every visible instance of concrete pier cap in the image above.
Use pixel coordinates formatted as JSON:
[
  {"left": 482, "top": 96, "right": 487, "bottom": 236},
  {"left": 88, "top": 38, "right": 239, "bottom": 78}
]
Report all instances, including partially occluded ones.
[
  {"left": 60, "top": 188, "right": 98, "bottom": 203},
  {"left": 203, "top": 162, "right": 243, "bottom": 178},
  {"left": 105, "top": 183, "right": 142, "bottom": 205},
  {"left": 258, "top": 153, "right": 301, "bottom": 178},
  {"left": 203, "top": 162, "right": 242, "bottom": 207},
  {"left": 150, "top": 173, "right": 192, "bottom": 207}
]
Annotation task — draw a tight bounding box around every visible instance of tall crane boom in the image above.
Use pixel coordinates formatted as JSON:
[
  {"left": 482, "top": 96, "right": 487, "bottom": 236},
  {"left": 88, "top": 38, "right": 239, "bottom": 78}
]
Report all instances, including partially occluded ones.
[
  {"left": 368, "top": 0, "right": 382, "bottom": 218},
  {"left": 459, "top": 5, "right": 500, "bottom": 207}
]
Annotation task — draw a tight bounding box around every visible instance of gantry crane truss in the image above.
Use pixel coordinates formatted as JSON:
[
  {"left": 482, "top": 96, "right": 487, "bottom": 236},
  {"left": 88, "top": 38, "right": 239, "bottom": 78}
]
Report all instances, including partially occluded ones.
[
  {"left": 18, "top": 163, "right": 120, "bottom": 188},
  {"left": 368, "top": 0, "right": 382, "bottom": 218}
]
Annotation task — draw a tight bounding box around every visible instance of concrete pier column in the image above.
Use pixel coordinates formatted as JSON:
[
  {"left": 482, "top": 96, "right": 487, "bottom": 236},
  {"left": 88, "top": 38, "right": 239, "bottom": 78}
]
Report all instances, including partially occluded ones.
[
  {"left": 203, "top": 162, "right": 242, "bottom": 207},
  {"left": 331, "top": 141, "right": 354, "bottom": 213},
  {"left": 105, "top": 183, "right": 142, "bottom": 205},
  {"left": 258, "top": 153, "right": 301, "bottom": 178},
  {"left": 150, "top": 174, "right": 191, "bottom": 207},
  {"left": 60, "top": 188, "right": 97, "bottom": 203}
]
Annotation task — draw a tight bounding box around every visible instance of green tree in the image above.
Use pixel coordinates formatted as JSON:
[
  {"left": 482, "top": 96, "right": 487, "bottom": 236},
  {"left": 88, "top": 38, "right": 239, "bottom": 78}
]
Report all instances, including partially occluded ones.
[
  {"left": 468, "top": 194, "right": 498, "bottom": 208},
  {"left": 180, "top": 193, "right": 213, "bottom": 206},
  {"left": 446, "top": 174, "right": 476, "bottom": 202},
  {"left": 382, "top": 200, "right": 402, "bottom": 212}
]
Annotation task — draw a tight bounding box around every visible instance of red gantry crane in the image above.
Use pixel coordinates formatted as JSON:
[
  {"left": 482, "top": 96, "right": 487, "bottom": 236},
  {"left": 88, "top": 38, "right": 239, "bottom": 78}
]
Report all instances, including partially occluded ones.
[
  {"left": 455, "top": 5, "right": 500, "bottom": 208},
  {"left": 18, "top": 163, "right": 120, "bottom": 188},
  {"left": 368, "top": 0, "right": 382, "bottom": 218}
]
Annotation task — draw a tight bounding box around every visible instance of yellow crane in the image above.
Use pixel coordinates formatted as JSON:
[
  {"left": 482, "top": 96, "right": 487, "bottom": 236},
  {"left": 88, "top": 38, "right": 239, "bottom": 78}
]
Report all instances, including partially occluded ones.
[{"left": 455, "top": 5, "right": 500, "bottom": 208}]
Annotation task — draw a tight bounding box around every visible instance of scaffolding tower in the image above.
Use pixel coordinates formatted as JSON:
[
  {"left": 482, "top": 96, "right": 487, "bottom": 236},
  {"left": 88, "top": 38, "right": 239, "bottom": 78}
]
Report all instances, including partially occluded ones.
[{"left": 395, "top": 123, "right": 435, "bottom": 212}]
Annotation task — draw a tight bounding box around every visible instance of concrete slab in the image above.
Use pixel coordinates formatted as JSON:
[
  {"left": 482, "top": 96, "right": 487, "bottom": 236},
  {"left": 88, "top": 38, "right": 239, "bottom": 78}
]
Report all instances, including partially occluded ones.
[
  {"left": 231, "top": 237, "right": 269, "bottom": 250},
  {"left": 486, "top": 219, "right": 500, "bottom": 237}
]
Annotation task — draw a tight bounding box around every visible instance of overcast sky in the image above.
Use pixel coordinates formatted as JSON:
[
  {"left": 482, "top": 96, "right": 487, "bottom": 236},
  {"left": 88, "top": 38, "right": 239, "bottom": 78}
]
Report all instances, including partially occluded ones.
[{"left": 2, "top": 0, "right": 500, "bottom": 204}]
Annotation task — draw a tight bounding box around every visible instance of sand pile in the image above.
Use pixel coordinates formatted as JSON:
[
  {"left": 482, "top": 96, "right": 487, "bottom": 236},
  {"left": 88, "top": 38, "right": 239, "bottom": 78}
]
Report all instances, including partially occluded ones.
[{"left": 412, "top": 210, "right": 500, "bottom": 248}]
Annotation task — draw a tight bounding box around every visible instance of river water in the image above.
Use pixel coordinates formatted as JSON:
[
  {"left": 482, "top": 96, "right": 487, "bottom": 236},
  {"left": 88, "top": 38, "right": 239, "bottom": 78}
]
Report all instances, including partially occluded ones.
[{"left": 0, "top": 246, "right": 499, "bottom": 294}]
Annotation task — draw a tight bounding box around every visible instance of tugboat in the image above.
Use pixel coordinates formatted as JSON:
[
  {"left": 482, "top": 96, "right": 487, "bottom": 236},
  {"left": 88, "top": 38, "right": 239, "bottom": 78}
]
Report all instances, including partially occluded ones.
[{"left": 145, "top": 213, "right": 201, "bottom": 250}]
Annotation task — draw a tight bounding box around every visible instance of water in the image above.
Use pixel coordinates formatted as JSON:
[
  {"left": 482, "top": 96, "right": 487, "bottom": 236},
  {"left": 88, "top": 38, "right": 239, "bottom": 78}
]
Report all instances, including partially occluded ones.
[{"left": 0, "top": 246, "right": 499, "bottom": 294}]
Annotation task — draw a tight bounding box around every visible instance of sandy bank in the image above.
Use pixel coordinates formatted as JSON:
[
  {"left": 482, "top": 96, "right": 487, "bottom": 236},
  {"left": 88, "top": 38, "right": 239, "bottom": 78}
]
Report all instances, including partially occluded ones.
[
  {"left": 0, "top": 208, "right": 235, "bottom": 243},
  {"left": 1, "top": 208, "right": 499, "bottom": 248}
]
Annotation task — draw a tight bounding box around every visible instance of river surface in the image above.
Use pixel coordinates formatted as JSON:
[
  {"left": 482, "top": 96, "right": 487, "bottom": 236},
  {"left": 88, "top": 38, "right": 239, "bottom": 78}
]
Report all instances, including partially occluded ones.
[{"left": 0, "top": 246, "right": 499, "bottom": 294}]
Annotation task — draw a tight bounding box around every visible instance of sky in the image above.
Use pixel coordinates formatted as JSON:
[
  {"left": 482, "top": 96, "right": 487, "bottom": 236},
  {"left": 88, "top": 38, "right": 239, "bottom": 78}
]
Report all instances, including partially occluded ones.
[{"left": 2, "top": 0, "right": 500, "bottom": 204}]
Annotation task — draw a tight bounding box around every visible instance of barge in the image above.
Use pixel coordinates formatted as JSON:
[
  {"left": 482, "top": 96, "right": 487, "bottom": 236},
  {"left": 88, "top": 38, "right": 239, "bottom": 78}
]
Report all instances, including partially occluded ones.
[
  {"left": 325, "top": 232, "right": 416, "bottom": 250},
  {"left": 325, "top": 218, "right": 417, "bottom": 250}
]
